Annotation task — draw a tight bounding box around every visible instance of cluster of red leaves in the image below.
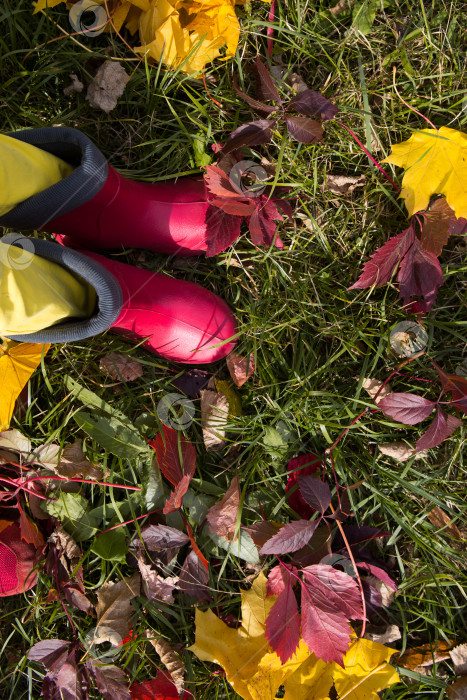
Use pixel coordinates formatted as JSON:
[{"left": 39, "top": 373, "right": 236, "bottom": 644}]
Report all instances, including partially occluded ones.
[
  {"left": 378, "top": 362, "right": 467, "bottom": 451},
  {"left": 350, "top": 198, "right": 467, "bottom": 313}
]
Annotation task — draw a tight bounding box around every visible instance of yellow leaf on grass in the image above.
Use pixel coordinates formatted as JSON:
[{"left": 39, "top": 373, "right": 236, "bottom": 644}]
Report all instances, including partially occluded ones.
[
  {"left": 382, "top": 127, "right": 467, "bottom": 218},
  {"left": 0, "top": 339, "right": 50, "bottom": 430},
  {"left": 33, "top": 0, "right": 64, "bottom": 13},
  {"left": 189, "top": 572, "right": 400, "bottom": 700}
]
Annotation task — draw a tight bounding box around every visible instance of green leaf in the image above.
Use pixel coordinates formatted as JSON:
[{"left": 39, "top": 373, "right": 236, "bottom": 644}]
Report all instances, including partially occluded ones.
[
  {"left": 141, "top": 455, "right": 167, "bottom": 510},
  {"left": 90, "top": 529, "right": 128, "bottom": 562},
  {"left": 352, "top": 0, "right": 378, "bottom": 35},
  {"left": 209, "top": 529, "right": 260, "bottom": 564},
  {"left": 42, "top": 492, "right": 99, "bottom": 541},
  {"left": 183, "top": 489, "right": 214, "bottom": 525},
  {"left": 74, "top": 410, "right": 149, "bottom": 459},
  {"left": 193, "top": 135, "right": 212, "bottom": 168},
  {"left": 64, "top": 375, "right": 130, "bottom": 423}
]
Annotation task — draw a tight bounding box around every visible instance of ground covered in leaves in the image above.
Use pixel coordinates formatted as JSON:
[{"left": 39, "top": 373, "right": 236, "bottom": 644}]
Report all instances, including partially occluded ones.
[{"left": 1, "top": 0, "right": 467, "bottom": 698}]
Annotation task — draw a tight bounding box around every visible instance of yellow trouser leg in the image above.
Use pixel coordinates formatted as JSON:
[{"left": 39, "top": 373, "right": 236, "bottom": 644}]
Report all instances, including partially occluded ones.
[{"left": 0, "top": 135, "right": 96, "bottom": 336}]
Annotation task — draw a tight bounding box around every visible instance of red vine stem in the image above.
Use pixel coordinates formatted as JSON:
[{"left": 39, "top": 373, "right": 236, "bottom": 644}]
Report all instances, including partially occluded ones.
[
  {"left": 23, "top": 475, "right": 141, "bottom": 491},
  {"left": 392, "top": 67, "right": 437, "bottom": 131},
  {"left": 337, "top": 120, "right": 401, "bottom": 193}
]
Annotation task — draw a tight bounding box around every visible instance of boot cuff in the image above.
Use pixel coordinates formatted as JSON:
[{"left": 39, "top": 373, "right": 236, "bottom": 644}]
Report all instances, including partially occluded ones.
[
  {"left": 6, "top": 237, "right": 122, "bottom": 344},
  {"left": 0, "top": 127, "right": 108, "bottom": 230}
]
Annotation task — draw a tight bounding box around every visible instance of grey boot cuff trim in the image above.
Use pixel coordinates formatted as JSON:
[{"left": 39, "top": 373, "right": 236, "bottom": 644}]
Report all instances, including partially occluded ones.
[
  {"left": 0, "top": 127, "right": 108, "bottom": 230},
  {"left": 6, "top": 237, "right": 122, "bottom": 344}
]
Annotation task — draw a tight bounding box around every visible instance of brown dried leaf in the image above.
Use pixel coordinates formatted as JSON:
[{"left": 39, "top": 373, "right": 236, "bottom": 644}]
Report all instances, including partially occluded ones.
[
  {"left": 137, "top": 558, "right": 179, "bottom": 604},
  {"left": 226, "top": 352, "right": 256, "bottom": 387},
  {"left": 270, "top": 64, "right": 308, "bottom": 93},
  {"left": 145, "top": 631, "right": 185, "bottom": 693},
  {"left": 363, "top": 624, "right": 401, "bottom": 645},
  {"left": 378, "top": 442, "right": 428, "bottom": 462},
  {"left": 427, "top": 505, "right": 462, "bottom": 540},
  {"left": 206, "top": 473, "right": 240, "bottom": 541},
  {"left": 95, "top": 573, "right": 140, "bottom": 642},
  {"left": 362, "top": 377, "right": 392, "bottom": 404},
  {"left": 86, "top": 60, "right": 130, "bottom": 113},
  {"left": 99, "top": 352, "right": 144, "bottom": 382},
  {"left": 330, "top": 0, "right": 354, "bottom": 14},
  {"left": 57, "top": 439, "right": 104, "bottom": 480},
  {"left": 63, "top": 73, "right": 84, "bottom": 96},
  {"left": 397, "top": 640, "right": 453, "bottom": 672},
  {"left": 49, "top": 525, "right": 82, "bottom": 574},
  {"left": 326, "top": 173, "right": 366, "bottom": 195},
  {"left": 200, "top": 389, "right": 229, "bottom": 451},
  {"left": 449, "top": 644, "right": 467, "bottom": 675},
  {"left": 420, "top": 198, "right": 460, "bottom": 257},
  {"left": 447, "top": 677, "right": 467, "bottom": 700},
  {"left": 364, "top": 575, "right": 396, "bottom": 607}
]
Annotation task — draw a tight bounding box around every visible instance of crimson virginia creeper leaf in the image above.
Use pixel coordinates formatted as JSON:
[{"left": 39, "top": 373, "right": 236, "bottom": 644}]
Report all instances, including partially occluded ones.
[
  {"left": 433, "top": 363, "right": 467, "bottom": 413},
  {"left": 355, "top": 562, "right": 398, "bottom": 591},
  {"left": 221, "top": 120, "right": 276, "bottom": 154},
  {"left": 204, "top": 164, "right": 242, "bottom": 199},
  {"left": 288, "top": 89, "right": 339, "bottom": 121},
  {"left": 130, "top": 671, "right": 184, "bottom": 699},
  {"left": 87, "top": 660, "right": 131, "bottom": 700},
  {"left": 140, "top": 524, "right": 190, "bottom": 551},
  {"left": 243, "top": 521, "right": 283, "bottom": 547},
  {"left": 297, "top": 475, "right": 332, "bottom": 513},
  {"left": 248, "top": 199, "right": 284, "bottom": 249},
  {"left": 163, "top": 475, "right": 193, "bottom": 515},
  {"left": 397, "top": 236, "right": 443, "bottom": 312},
  {"left": 150, "top": 427, "right": 197, "bottom": 515},
  {"left": 259, "top": 519, "right": 319, "bottom": 555},
  {"left": 184, "top": 521, "right": 209, "bottom": 571},
  {"left": 303, "top": 564, "right": 365, "bottom": 619},
  {"left": 414, "top": 407, "right": 462, "bottom": 452},
  {"left": 378, "top": 392, "right": 436, "bottom": 425},
  {"left": 267, "top": 564, "right": 298, "bottom": 596},
  {"left": 253, "top": 57, "right": 282, "bottom": 103},
  {"left": 265, "top": 583, "right": 300, "bottom": 662},
  {"left": 286, "top": 453, "right": 322, "bottom": 519},
  {"left": 205, "top": 205, "right": 243, "bottom": 257},
  {"left": 43, "top": 649, "right": 82, "bottom": 700},
  {"left": 285, "top": 115, "right": 324, "bottom": 143},
  {"left": 179, "top": 550, "right": 211, "bottom": 601},
  {"left": 206, "top": 474, "right": 240, "bottom": 541},
  {"left": 349, "top": 226, "right": 415, "bottom": 290},
  {"left": 208, "top": 197, "right": 256, "bottom": 216},
  {"left": 28, "top": 640, "right": 71, "bottom": 672},
  {"left": 420, "top": 198, "right": 457, "bottom": 257},
  {"left": 233, "top": 76, "right": 277, "bottom": 114}
]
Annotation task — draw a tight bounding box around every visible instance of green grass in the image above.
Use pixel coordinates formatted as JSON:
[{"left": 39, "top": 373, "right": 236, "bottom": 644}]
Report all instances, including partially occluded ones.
[{"left": 1, "top": 0, "right": 467, "bottom": 697}]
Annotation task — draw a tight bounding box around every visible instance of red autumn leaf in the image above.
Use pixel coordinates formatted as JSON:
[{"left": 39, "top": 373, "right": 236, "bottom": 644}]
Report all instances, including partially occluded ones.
[
  {"left": 150, "top": 427, "right": 197, "bottom": 514},
  {"left": 226, "top": 351, "right": 256, "bottom": 387},
  {"left": 204, "top": 164, "right": 242, "bottom": 199},
  {"left": 28, "top": 639, "right": 71, "bottom": 672},
  {"left": 233, "top": 77, "right": 277, "bottom": 114},
  {"left": 285, "top": 115, "right": 323, "bottom": 143},
  {"left": 297, "top": 475, "right": 332, "bottom": 513},
  {"left": 0, "top": 518, "right": 44, "bottom": 597},
  {"left": 378, "top": 392, "right": 436, "bottom": 425},
  {"left": 205, "top": 205, "right": 243, "bottom": 257},
  {"left": 397, "top": 236, "right": 443, "bottom": 312},
  {"left": 267, "top": 563, "right": 298, "bottom": 596},
  {"left": 285, "top": 453, "right": 322, "bottom": 519},
  {"left": 349, "top": 226, "right": 415, "bottom": 290},
  {"left": 252, "top": 57, "right": 282, "bottom": 104},
  {"left": 140, "top": 524, "right": 190, "bottom": 551},
  {"left": 183, "top": 520, "right": 209, "bottom": 571},
  {"left": 243, "top": 521, "right": 283, "bottom": 547},
  {"left": 87, "top": 660, "right": 131, "bottom": 700},
  {"left": 288, "top": 89, "right": 339, "bottom": 121},
  {"left": 265, "top": 581, "right": 301, "bottom": 662},
  {"left": 433, "top": 363, "right": 467, "bottom": 413},
  {"left": 420, "top": 198, "right": 457, "bottom": 257},
  {"left": 414, "top": 407, "right": 462, "bottom": 452},
  {"left": 208, "top": 197, "right": 256, "bottom": 216},
  {"left": 221, "top": 119, "right": 277, "bottom": 155},
  {"left": 18, "top": 508, "right": 43, "bottom": 545},
  {"left": 178, "top": 550, "right": 211, "bottom": 601},
  {"left": 206, "top": 474, "right": 241, "bottom": 541},
  {"left": 130, "top": 671, "right": 182, "bottom": 699},
  {"left": 43, "top": 648, "right": 84, "bottom": 700},
  {"left": 300, "top": 564, "right": 362, "bottom": 665},
  {"left": 248, "top": 199, "right": 284, "bottom": 249},
  {"left": 259, "top": 519, "right": 319, "bottom": 555},
  {"left": 355, "top": 561, "right": 398, "bottom": 591}
]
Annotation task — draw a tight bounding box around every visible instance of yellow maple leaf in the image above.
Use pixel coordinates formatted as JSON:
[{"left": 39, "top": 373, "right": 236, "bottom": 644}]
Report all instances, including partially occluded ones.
[
  {"left": 0, "top": 339, "right": 50, "bottom": 430},
  {"left": 188, "top": 572, "right": 400, "bottom": 700},
  {"left": 382, "top": 126, "right": 467, "bottom": 219}
]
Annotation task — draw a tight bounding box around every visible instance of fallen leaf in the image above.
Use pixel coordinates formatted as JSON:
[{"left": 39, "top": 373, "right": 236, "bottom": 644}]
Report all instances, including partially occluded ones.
[
  {"left": 326, "top": 173, "right": 366, "bottom": 195},
  {"left": 260, "top": 519, "right": 319, "bottom": 555},
  {"left": 450, "top": 644, "right": 467, "bottom": 675},
  {"left": 178, "top": 549, "right": 211, "bottom": 601},
  {"left": 200, "top": 389, "right": 229, "bottom": 450},
  {"left": 362, "top": 377, "right": 392, "bottom": 403},
  {"left": 382, "top": 126, "right": 467, "bottom": 218},
  {"left": 206, "top": 473, "right": 240, "bottom": 540},
  {"left": 137, "top": 557, "right": 179, "bottom": 604},
  {"left": 397, "top": 235, "right": 444, "bottom": 312},
  {"left": 130, "top": 670, "right": 183, "bottom": 699},
  {"left": 149, "top": 426, "right": 197, "bottom": 514},
  {"left": 415, "top": 407, "right": 462, "bottom": 451},
  {"left": 171, "top": 369, "right": 210, "bottom": 398},
  {"left": 145, "top": 632, "right": 185, "bottom": 693},
  {"left": 56, "top": 439, "right": 104, "bottom": 480},
  {"left": 420, "top": 197, "right": 461, "bottom": 256},
  {"left": 378, "top": 442, "right": 428, "bottom": 462},
  {"left": 86, "top": 659, "right": 131, "bottom": 700},
  {"left": 426, "top": 505, "right": 462, "bottom": 540},
  {"left": 226, "top": 351, "right": 256, "bottom": 387},
  {"left": 397, "top": 639, "right": 453, "bottom": 672},
  {"left": 0, "top": 517, "right": 44, "bottom": 596},
  {"left": 378, "top": 392, "right": 436, "bottom": 425},
  {"left": 99, "top": 352, "right": 144, "bottom": 382},
  {"left": 86, "top": 60, "right": 130, "bottom": 113},
  {"left": 363, "top": 624, "right": 401, "bottom": 645},
  {"left": 95, "top": 573, "right": 140, "bottom": 643},
  {"left": 243, "top": 521, "right": 284, "bottom": 547},
  {"left": 63, "top": 73, "right": 84, "bottom": 96},
  {"left": 330, "top": 0, "right": 354, "bottom": 14},
  {"left": 447, "top": 677, "right": 467, "bottom": 700},
  {"left": 140, "top": 524, "right": 190, "bottom": 551},
  {"left": 0, "top": 340, "right": 50, "bottom": 431},
  {"left": 349, "top": 225, "right": 415, "bottom": 290},
  {"left": 285, "top": 453, "right": 322, "bottom": 519}
]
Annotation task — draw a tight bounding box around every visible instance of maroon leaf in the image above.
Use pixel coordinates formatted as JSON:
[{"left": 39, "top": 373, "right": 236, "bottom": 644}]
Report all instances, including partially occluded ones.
[
  {"left": 43, "top": 649, "right": 82, "bottom": 700},
  {"left": 265, "top": 583, "right": 300, "bottom": 662},
  {"left": 433, "top": 364, "right": 467, "bottom": 413},
  {"left": 286, "top": 453, "right": 322, "bottom": 519},
  {"left": 300, "top": 573, "right": 353, "bottom": 666},
  {"left": 420, "top": 198, "right": 456, "bottom": 257},
  {"left": 243, "top": 521, "right": 283, "bottom": 547},
  {"left": 397, "top": 236, "right": 443, "bottom": 312},
  {"left": 260, "top": 519, "right": 319, "bottom": 555},
  {"left": 355, "top": 562, "right": 397, "bottom": 591},
  {"left": 302, "top": 564, "right": 365, "bottom": 620},
  {"left": 248, "top": 199, "right": 284, "bottom": 249},
  {"left": 349, "top": 226, "right": 415, "bottom": 290},
  {"left": 252, "top": 57, "right": 282, "bottom": 103},
  {"left": 285, "top": 116, "right": 323, "bottom": 143},
  {"left": 204, "top": 164, "right": 244, "bottom": 199},
  {"left": 206, "top": 474, "right": 240, "bottom": 541},
  {"left": 87, "top": 660, "right": 131, "bottom": 700},
  {"left": 267, "top": 564, "right": 298, "bottom": 596},
  {"left": 221, "top": 120, "right": 276, "bottom": 155},
  {"left": 150, "top": 427, "right": 197, "bottom": 514},
  {"left": 233, "top": 76, "right": 277, "bottom": 114},
  {"left": 130, "top": 671, "right": 185, "bottom": 700},
  {"left": 297, "top": 475, "right": 331, "bottom": 513},
  {"left": 362, "top": 579, "right": 383, "bottom": 616},
  {"left": 205, "top": 205, "right": 243, "bottom": 257},
  {"left": 208, "top": 197, "right": 256, "bottom": 216},
  {"left": 163, "top": 475, "right": 193, "bottom": 515},
  {"left": 378, "top": 392, "right": 436, "bottom": 425},
  {"left": 140, "top": 524, "right": 190, "bottom": 551},
  {"left": 28, "top": 640, "right": 71, "bottom": 672},
  {"left": 415, "top": 407, "right": 462, "bottom": 451},
  {"left": 172, "top": 369, "right": 211, "bottom": 398},
  {"left": 288, "top": 90, "right": 339, "bottom": 121},
  {"left": 179, "top": 550, "right": 211, "bottom": 601}
]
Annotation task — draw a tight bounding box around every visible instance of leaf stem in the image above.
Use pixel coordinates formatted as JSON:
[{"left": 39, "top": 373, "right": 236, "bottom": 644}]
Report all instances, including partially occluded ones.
[{"left": 23, "top": 475, "right": 142, "bottom": 491}]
